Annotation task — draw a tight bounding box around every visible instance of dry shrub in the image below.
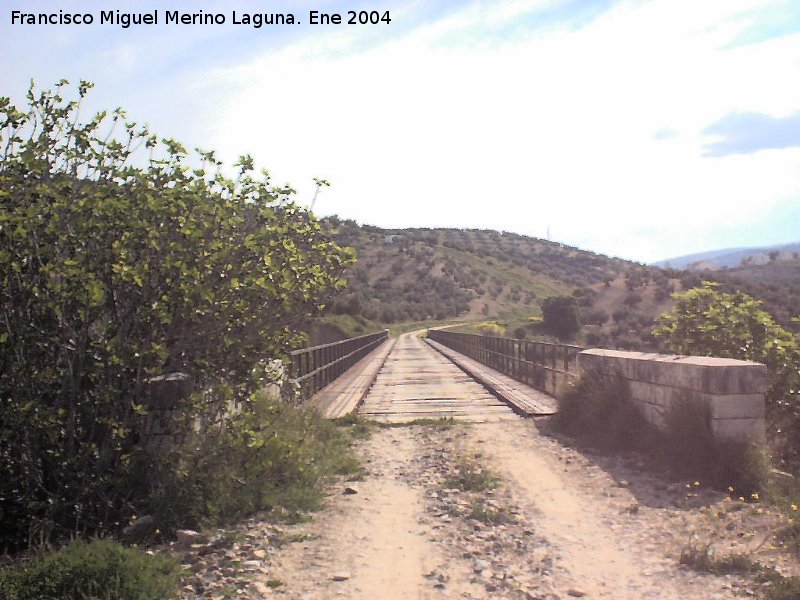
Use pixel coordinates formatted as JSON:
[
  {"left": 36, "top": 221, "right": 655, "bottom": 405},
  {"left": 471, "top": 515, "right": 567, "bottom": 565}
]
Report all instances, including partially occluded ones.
[
  {"left": 660, "top": 396, "right": 771, "bottom": 494},
  {"left": 553, "top": 369, "right": 650, "bottom": 452}
]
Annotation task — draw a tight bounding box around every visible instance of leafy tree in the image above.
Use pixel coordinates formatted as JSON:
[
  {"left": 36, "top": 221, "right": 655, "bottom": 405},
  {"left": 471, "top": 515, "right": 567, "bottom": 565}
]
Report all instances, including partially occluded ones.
[
  {"left": 584, "top": 308, "right": 610, "bottom": 326},
  {"left": 540, "top": 295, "right": 580, "bottom": 340},
  {"left": 623, "top": 291, "right": 642, "bottom": 308},
  {"left": 653, "top": 283, "right": 800, "bottom": 452},
  {"left": 0, "top": 80, "right": 352, "bottom": 549}
]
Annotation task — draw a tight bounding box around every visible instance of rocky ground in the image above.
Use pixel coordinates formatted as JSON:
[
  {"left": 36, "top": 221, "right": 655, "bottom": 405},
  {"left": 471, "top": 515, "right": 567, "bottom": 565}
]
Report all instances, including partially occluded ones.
[{"left": 162, "top": 418, "right": 800, "bottom": 599}]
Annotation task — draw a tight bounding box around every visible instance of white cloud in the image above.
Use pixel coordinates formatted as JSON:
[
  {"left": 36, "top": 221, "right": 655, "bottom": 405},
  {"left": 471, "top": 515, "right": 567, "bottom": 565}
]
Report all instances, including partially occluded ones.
[{"left": 118, "top": 0, "right": 800, "bottom": 262}]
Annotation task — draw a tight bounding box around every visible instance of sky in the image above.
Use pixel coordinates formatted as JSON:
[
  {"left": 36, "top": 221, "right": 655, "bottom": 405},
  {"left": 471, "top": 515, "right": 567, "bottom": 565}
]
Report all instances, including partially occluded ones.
[{"left": 2, "top": 0, "right": 799, "bottom": 264}]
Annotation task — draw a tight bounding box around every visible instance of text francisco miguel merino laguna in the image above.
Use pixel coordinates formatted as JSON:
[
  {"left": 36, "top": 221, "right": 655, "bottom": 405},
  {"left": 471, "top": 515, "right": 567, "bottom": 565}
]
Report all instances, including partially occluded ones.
[
  {"left": 10, "top": 9, "right": 391, "bottom": 28},
  {"left": 12, "top": 9, "right": 299, "bottom": 27}
]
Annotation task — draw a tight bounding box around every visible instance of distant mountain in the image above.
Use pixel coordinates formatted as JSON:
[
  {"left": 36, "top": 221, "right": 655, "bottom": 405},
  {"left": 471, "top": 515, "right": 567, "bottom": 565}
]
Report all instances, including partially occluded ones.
[{"left": 654, "top": 242, "right": 800, "bottom": 270}]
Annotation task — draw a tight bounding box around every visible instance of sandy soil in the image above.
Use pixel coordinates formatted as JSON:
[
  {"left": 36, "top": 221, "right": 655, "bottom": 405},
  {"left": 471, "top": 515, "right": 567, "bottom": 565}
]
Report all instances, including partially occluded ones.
[
  {"left": 235, "top": 418, "right": 797, "bottom": 600},
  {"left": 267, "top": 428, "right": 442, "bottom": 599}
]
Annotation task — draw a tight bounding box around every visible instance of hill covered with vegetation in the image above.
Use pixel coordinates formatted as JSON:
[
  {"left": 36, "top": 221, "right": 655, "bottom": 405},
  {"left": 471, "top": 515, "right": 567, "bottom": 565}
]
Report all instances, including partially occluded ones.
[{"left": 317, "top": 219, "right": 800, "bottom": 351}]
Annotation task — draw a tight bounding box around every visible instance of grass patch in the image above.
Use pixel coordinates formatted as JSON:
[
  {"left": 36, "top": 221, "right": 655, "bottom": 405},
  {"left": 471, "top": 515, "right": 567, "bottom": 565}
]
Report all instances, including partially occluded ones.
[
  {"left": 317, "top": 314, "right": 385, "bottom": 338},
  {"left": 777, "top": 521, "right": 800, "bottom": 555},
  {"left": 679, "top": 543, "right": 800, "bottom": 600},
  {"left": 443, "top": 461, "right": 498, "bottom": 492},
  {"left": 333, "top": 412, "right": 375, "bottom": 440},
  {"left": 272, "top": 532, "right": 316, "bottom": 547},
  {"left": 332, "top": 414, "right": 457, "bottom": 434},
  {"left": 679, "top": 544, "right": 759, "bottom": 575},
  {"left": 0, "top": 538, "right": 180, "bottom": 600},
  {"left": 143, "top": 392, "right": 365, "bottom": 534},
  {"left": 378, "top": 417, "right": 457, "bottom": 430},
  {"left": 469, "top": 502, "right": 514, "bottom": 524},
  {"left": 765, "top": 574, "right": 800, "bottom": 600}
]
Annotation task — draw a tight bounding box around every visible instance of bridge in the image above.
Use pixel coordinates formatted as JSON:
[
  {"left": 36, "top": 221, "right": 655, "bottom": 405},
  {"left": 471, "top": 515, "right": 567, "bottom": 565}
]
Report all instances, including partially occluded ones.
[
  {"left": 289, "top": 328, "right": 766, "bottom": 441},
  {"left": 290, "top": 329, "right": 581, "bottom": 423}
]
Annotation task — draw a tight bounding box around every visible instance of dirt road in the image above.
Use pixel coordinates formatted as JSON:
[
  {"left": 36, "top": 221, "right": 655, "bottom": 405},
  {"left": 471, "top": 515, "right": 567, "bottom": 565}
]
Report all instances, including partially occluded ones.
[{"left": 262, "top": 419, "right": 763, "bottom": 599}]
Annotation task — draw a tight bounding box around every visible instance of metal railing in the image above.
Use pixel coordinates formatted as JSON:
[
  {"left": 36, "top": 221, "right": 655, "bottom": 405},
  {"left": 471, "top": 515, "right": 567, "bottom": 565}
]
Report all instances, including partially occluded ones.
[
  {"left": 427, "top": 329, "right": 583, "bottom": 396},
  {"left": 288, "top": 330, "right": 389, "bottom": 400}
]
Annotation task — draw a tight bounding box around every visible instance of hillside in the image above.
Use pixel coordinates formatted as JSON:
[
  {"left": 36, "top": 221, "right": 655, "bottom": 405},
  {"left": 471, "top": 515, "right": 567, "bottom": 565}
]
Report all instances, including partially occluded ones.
[
  {"left": 316, "top": 220, "right": 682, "bottom": 349},
  {"left": 700, "top": 261, "right": 800, "bottom": 332},
  {"left": 327, "top": 220, "right": 625, "bottom": 320},
  {"left": 314, "top": 220, "right": 800, "bottom": 350},
  {"left": 655, "top": 241, "right": 800, "bottom": 270}
]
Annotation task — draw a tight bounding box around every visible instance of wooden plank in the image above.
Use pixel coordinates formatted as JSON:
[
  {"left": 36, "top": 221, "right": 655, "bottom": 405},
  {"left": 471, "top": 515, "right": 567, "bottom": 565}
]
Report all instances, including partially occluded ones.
[
  {"left": 358, "top": 333, "right": 518, "bottom": 423},
  {"left": 309, "top": 339, "right": 396, "bottom": 418},
  {"left": 425, "top": 338, "right": 558, "bottom": 416}
]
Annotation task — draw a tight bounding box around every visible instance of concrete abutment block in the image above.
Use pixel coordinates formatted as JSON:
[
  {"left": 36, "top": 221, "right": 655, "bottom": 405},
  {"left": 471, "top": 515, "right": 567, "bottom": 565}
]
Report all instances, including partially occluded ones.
[{"left": 577, "top": 349, "right": 766, "bottom": 443}]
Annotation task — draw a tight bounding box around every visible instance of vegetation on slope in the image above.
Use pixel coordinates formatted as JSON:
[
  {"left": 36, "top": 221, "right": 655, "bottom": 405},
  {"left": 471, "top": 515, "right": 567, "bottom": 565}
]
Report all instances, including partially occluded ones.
[
  {"left": 318, "top": 217, "right": 799, "bottom": 353},
  {"left": 321, "top": 217, "right": 631, "bottom": 332}
]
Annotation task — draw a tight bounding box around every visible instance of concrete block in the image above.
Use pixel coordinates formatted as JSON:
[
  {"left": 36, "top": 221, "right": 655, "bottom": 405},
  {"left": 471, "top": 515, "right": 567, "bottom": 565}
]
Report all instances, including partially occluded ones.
[
  {"left": 627, "top": 384, "right": 764, "bottom": 420},
  {"left": 579, "top": 348, "right": 767, "bottom": 443},
  {"left": 638, "top": 401, "right": 666, "bottom": 428},
  {"left": 579, "top": 349, "right": 767, "bottom": 394},
  {"left": 712, "top": 418, "right": 766, "bottom": 443},
  {"left": 628, "top": 380, "right": 674, "bottom": 408},
  {"left": 706, "top": 394, "right": 766, "bottom": 420}
]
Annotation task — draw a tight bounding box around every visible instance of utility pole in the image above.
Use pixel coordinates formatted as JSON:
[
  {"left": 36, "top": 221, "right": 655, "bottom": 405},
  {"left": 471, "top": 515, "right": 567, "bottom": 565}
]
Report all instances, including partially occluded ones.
[{"left": 310, "top": 178, "right": 330, "bottom": 212}]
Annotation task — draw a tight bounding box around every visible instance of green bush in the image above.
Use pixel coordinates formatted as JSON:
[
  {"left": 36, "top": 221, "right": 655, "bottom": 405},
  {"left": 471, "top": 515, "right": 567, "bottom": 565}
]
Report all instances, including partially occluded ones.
[
  {"left": 653, "top": 282, "right": 800, "bottom": 468},
  {"left": 540, "top": 295, "right": 581, "bottom": 340},
  {"left": 477, "top": 323, "right": 505, "bottom": 337},
  {"left": 0, "top": 538, "right": 180, "bottom": 600},
  {"left": 143, "top": 393, "right": 362, "bottom": 531},
  {"left": 0, "top": 81, "right": 352, "bottom": 550}
]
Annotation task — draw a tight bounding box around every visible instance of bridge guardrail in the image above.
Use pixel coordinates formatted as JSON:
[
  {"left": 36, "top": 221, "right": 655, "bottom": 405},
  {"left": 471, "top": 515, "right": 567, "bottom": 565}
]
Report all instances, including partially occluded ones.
[
  {"left": 288, "top": 330, "right": 389, "bottom": 401},
  {"left": 427, "top": 329, "right": 583, "bottom": 397}
]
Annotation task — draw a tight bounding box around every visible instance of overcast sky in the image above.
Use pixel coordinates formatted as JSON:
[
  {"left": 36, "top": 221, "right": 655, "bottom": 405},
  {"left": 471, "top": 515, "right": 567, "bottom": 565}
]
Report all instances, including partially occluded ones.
[{"left": 2, "top": 0, "right": 799, "bottom": 263}]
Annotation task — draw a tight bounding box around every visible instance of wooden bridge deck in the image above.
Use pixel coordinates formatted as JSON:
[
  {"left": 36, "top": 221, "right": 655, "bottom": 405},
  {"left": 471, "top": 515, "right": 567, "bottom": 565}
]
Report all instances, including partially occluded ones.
[
  {"left": 358, "top": 333, "right": 519, "bottom": 423},
  {"left": 425, "top": 338, "right": 557, "bottom": 416},
  {"left": 309, "top": 338, "right": 396, "bottom": 418},
  {"left": 310, "top": 331, "right": 559, "bottom": 422}
]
